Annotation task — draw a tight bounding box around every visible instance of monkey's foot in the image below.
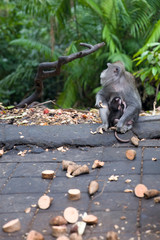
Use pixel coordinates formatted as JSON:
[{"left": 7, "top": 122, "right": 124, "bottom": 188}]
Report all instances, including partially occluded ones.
[
  {"left": 116, "top": 124, "right": 132, "bottom": 133},
  {"left": 96, "top": 124, "right": 108, "bottom": 133}
]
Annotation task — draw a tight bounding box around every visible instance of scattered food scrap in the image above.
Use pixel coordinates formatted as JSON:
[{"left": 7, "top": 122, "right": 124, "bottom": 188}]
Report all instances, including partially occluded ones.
[
  {"left": 52, "top": 225, "right": 67, "bottom": 238},
  {"left": 144, "top": 189, "right": 160, "bottom": 199},
  {"left": 68, "top": 189, "right": 81, "bottom": 200},
  {"left": 57, "top": 236, "right": 70, "bottom": 240},
  {"left": 62, "top": 160, "right": 76, "bottom": 170},
  {"left": 26, "top": 230, "right": 44, "bottom": 240},
  {"left": 88, "top": 180, "right": 99, "bottom": 195},
  {"left": 90, "top": 127, "right": 104, "bottom": 135},
  {"left": 131, "top": 136, "right": 139, "bottom": 147},
  {"left": 63, "top": 207, "right": 79, "bottom": 224},
  {"left": 152, "top": 157, "right": 157, "bottom": 161},
  {"left": 25, "top": 207, "right": 31, "bottom": 214},
  {"left": 72, "top": 164, "right": 89, "bottom": 177},
  {"left": 124, "top": 189, "right": 133, "bottom": 193},
  {"left": 154, "top": 196, "right": 160, "bottom": 203},
  {"left": 0, "top": 107, "right": 101, "bottom": 126},
  {"left": 125, "top": 149, "right": 136, "bottom": 160},
  {"left": 92, "top": 160, "right": 104, "bottom": 169},
  {"left": 82, "top": 214, "right": 98, "bottom": 225},
  {"left": 108, "top": 175, "right": 119, "bottom": 181},
  {"left": 38, "top": 195, "right": 53, "bottom": 209},
  {"left": 67, "top": 164, "right": 81, "bottom": 175},
  {"left": 70, "top": 221, "right": 86, "bottom": 236},
  {"left": 125, "top": 179, "right": 132, "bottom": 183},
  {"left": 31, "top": 204, "right": 37, "bottom": 208},
  {"left": 62, "top": 161, "right": 90, "bottom": 178},
  {"left": 41, "top": 170, "right": 55, "bottom": 179},
  {"left": 106, "top": 231, "right": 118, "bottom": 240},
  {"left": 0, "top": 149, "right": 4, "bottom": 157},
  {"left": 134, "top": 184, "right": 148, "bottom": 198},
  {"left": 57, "top": 146, "right": 69, "bottom": 152},
  {"left": 70, "top": 233, "right": 83, "bottom": 240},
  {"left": 49, "top": 216, "right": 67, "bottom": 226},
  {"left": 2, "top": 218, "right": 21, "bottom": 233},
  {"left": 76, "top": 221, "right": 86, "bottom": 235},
  {"left": 17, "top": 149, "right": 27, "bottom": 156}
]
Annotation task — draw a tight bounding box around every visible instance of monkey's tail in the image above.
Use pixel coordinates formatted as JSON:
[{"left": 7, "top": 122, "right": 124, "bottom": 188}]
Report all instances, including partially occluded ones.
[{"left": 114, "top": 131, "right": 130, "bottom": 143}]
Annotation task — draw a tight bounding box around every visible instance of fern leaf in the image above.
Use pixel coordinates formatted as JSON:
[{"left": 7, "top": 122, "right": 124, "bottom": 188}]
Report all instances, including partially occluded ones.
[
  {"left": 135, "top": 19, "right": 160, "bottom": 56},
  {"left": 79, "top": 0, "right": 103, "bottom": 17},
  {"left": 10, "top": 39, "right": 52, "bottom": 59}
]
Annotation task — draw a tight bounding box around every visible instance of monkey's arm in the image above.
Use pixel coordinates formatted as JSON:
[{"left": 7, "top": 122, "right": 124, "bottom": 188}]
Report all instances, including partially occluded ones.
[
  {"left": 98, "top": 106, "right": 110, "bottom": 131},
  {"left": 95, "top": 90, "right": 107, "bottom": 108},
  {"left": 95, "top": 91, "right": 110, "bottom": 131}
]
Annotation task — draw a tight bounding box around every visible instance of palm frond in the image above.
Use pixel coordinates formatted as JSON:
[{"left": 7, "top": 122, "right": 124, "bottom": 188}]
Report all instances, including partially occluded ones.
[
  {"left": 51, "top": 0, "right": 72, "bottom": 26},
  {"left": 129, "top": 0, "right": 151, "bottom": 38},
  {"left": 101, "top": 0, "right": 117, "bottom": 28},
  {"left": 146, "top": 0, "right": 160, "bottom": 10},
  {"left": 135, "top": 19, "right": 160, "bottom": 56},
  {"left": 79, "top": 0, "right": 103, "bottom": 18},
  {"left": 0, "top": 60, "right": 38, "bottom": 88},
  {"left": 10, "top": 39, "right": 52, "bottom": 59},
  {"left": 102, "top": 25, "right": 120, "bottom": 53}
]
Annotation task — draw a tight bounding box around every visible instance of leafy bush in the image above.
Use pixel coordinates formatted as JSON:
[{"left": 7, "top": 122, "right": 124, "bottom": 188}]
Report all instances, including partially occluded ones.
[
  {"left": 0, "top": 0, "right": 160, "bottom": 109},
  {"left": 134, "top": 43, "right": 160, "bottom": 107}
]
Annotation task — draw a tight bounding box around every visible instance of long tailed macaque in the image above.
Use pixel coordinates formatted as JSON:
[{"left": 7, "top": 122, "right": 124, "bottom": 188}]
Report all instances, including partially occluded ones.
[
  {"left": 95, "top": 61, "right": 141, "bottom": 133},
  {"left": 108, "top": 97, "right": 126, "bottom": 127}
]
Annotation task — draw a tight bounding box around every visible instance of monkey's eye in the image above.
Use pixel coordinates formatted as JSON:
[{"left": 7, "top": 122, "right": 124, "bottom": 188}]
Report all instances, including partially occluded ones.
[{"left": 114, "top": 67, "right": 119, "bottom": 75}]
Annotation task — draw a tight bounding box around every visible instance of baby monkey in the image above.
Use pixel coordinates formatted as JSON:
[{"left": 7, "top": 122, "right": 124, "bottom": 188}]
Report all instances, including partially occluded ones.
[
  {"left": 108, "top": 97, "right": 134, "bottom": 142},
  {"left": 108, "top": 97, "right": 126, "bottom": 127}
]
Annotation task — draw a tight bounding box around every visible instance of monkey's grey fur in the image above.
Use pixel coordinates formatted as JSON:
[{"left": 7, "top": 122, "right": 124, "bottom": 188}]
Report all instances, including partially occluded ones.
[{"left": 95, "top": 61, "right": 141, "bottom": 133}]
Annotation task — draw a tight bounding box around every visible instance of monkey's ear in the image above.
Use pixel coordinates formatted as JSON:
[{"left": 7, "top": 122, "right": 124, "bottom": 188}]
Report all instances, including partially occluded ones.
[{"left": 107, "top": 63, "right": 112, "bottom": 67}]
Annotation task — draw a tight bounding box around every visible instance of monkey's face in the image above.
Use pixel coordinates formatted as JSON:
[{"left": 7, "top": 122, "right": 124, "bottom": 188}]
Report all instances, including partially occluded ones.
[
  {"left": 109, "top": 97, "right": 122, "bottom": 111},
  {"left": 100, "top": 63, "right": 123, "bottom": 86}
]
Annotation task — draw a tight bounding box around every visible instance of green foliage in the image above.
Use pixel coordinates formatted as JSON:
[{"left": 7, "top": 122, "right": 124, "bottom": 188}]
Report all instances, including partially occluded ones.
[
  {"left": 134, "top": 42, "right": 160, "bottom": 102},
  {"left": 0, "top": 0, "right": 160, "bottom": 109}
]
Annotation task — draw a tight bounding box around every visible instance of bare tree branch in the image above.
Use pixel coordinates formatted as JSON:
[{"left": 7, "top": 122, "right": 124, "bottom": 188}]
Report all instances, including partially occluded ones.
[{"left": 16, "top": 42, "right": 105, "bottom": 108}]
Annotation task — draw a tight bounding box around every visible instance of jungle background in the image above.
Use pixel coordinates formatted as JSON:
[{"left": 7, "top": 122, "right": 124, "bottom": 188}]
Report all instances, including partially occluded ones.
[{"left": 0, "top": 0, "right": 160, "bottom": 110}]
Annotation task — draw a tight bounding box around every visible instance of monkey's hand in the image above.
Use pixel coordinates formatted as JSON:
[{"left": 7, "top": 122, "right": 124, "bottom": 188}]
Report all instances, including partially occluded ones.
[
  {"left": 96, "top": 124, "right": 108, "bottom": 132},
  {"left": 95, "top": 101, "right": 107, "bottom": 108}
]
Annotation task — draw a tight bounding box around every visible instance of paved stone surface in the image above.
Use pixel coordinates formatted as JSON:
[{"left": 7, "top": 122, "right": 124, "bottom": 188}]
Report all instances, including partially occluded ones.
[{"left": 0, "top": 120, "right": 160, "bottom": 240}]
